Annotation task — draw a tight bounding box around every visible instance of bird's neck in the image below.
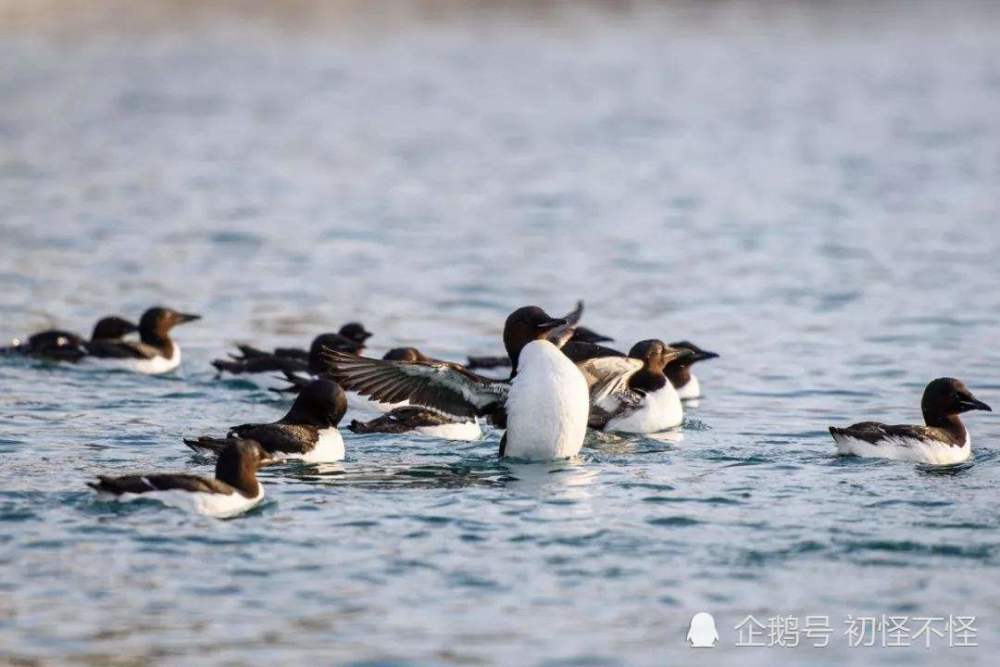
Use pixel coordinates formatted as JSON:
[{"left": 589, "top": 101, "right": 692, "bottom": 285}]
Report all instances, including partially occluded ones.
[
  {"left": 141, "top": 328, "right": 173, "bottom": 353},
  {"left": 215, "top": 460, "right": 260, "bottom": 498},
  {"left": 666, "top": 363, "right": 692, "bottom": 389},
  {"left": 924, "top": 411, "right": 967, "bottom": 444}
]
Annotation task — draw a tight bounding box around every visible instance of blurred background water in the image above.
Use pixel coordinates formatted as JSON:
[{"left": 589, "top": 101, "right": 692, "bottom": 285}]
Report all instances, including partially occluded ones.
[{"left": 1, "top": 1, "right": 1000, "bottom": 665}]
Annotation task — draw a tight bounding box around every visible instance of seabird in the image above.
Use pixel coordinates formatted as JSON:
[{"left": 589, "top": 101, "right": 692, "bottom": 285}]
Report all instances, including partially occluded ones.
[
  {"left": 665, "top": 340, "right": 719, "bottom": 400},
  {"left": 83, "top": 307, "right": 200, "bottom": 374},
  {"left": 577, "top": 340, "right": 693, "bottom": 433},
  {"left": 88, "top": 439, "right": 272, "bottom": 518},
  {"left": 2, "top": 316, "right": 137, "bottom": 362},
  {"left": 829, "top": 377, "right": 991, "bottom": 465},
  {"left": 185, "top": 379, "right": 348, "bottom": 463}
]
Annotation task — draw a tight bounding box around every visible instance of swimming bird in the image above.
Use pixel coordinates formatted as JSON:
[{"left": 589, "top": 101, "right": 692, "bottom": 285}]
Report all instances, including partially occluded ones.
[
  {"left": 88, "top": 439, "right": 272, "bottom": 518},
  {"left": 212, "top": 323, "right": 372, "bottom": 376},
  {"left": 184, "top": 379, "right": 348, "bottom": 463},
  {"left": 665, "top": 340, "right": 719, "bottom": 400},
  {"left": 829, "top": 378, "right": 991, "bottom": 465},
  {"left": 349, "top": 406, "right": 482, "bottom": 441},
  {"left": 323, "top": 306, "right": 589, "bottom": 461},
  {"left": 2, "top": 316, "right": 138, "bottom": 362},
  {"left": 577, "top": 340, "right": 693, "bottom": 433},
  {"left": 83, "top": 307, "right": 200, "bottom": 374}
]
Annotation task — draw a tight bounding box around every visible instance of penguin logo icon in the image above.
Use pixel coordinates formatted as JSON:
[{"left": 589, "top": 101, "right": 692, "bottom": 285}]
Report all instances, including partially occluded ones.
[{"left": 687, "top": 612, "right": 719, "bottom": 648}]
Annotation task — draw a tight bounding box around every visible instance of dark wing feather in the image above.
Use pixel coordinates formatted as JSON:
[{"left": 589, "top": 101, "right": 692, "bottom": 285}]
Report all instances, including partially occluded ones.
[
  {"left": 561, "top": 341, "right": 626, "bottom": 363},
  {"left": 84, "top": 340, "right": 157, "bottom": 360},
  {"left": 466, "top": 355, "right": 512, "bottom": 370},
  {"left": 212, "top": 355, "right": 308, "bottom": 375},
  {"left": 234, "top": 344, "right": 273, "bottom": 360},
  {"left": 183, "top": 436, "right": 234, "bottom": 456},
  {"left": 272, "top": 347, "right": 309, "bottom": 360},
  {"left": 89, "top": 474, "right": 233, "bottom": 495},
  {"left": 830, "top": 422, "right": 945, "bottom": 445},
  {"left": 349, "top": 407, "right": 457, "bottom": 434},
  {"left": 267, "top": 370, "right": 312, "bottom": 395},
  {"left": 230, "top": 423, "right": 318, "bottom": 455},
  {"left": 321, "top": 349, "right": 507, "bottom": 420},
  {"left": 28, "top": 329, "right": 85, "bottom": 349}
]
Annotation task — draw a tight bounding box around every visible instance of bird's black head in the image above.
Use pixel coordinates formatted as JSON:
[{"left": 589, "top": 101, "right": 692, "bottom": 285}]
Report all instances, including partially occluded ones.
[
  {"left": 308, "top": 332, "right": 358, "bottom": 373},
  {"left": 629, "top": 339, "right": 694, "bottom": 373},
  {"left": 922, "top": 378, "right": 991, "bottom": 423},
  {"left": 503, "top": 306, "right": 568, "bottom": 370},
  {"left": 383, "top": 347, "right": 427, "bottom": 363},
  {"left": 285, "top": 378, "right": 348, "bottom": 428},
  {"left": 90, "top": 316, "right": 138, "bottom": 341},
  {"left": 339, "top": 322, "right": 372, "bottom": 343},
  {"left": 571, "top": 326, "right": 614, "bottom": 344},
  {"left": 668, "top": 340, "right": 720, "bottom": 366},
  {"left": 215, "top": 439, "right": 273, "bottom": 493},
  {"left": 138, "top": 307, "right": 200, "bottom": 342}
]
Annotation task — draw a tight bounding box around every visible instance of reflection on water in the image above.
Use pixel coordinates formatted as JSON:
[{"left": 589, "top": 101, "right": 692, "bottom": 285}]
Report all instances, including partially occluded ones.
[{"left": 2, "top": 1, "right": 1000, "bottom": 665}]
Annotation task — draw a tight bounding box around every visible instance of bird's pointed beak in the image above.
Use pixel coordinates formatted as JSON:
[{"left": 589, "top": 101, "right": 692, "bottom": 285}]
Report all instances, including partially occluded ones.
[
  {"left": 178, "top": 313, "right": 201, "bottom": 324},
  {"left": 960, "top": 396, "right": 992, "bottom": 412},
  {"left": 694, "top": 350, "right": 720, "bottom": 362},
  {"left": 537, "top": 317, "right": 568, "bottom": 331},
  {"left": 664, "top": 347, "right": 696, "bottom": 364},
  {"left": 540, "top": 318, "right": 575, "bottom": 348}
]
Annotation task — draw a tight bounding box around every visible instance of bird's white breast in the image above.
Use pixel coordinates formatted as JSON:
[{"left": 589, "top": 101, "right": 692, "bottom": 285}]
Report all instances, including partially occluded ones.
[
  {"left": 605, "top": 383, "right": 684, "bottom": 434},
  {"left": 110, "top": 486, "right": 264, "bottom": 518},
  {"left": 414, "top": 419, "right": 482, "bottom": 441},
  {"left": 504, "top": 340, "right": 589, "bottom": 461},
  {"left": 832, "top": 432, "right": 971, "bottom": 465},
  {"left": 89, "top": 346, "right": 182, "bottom": 375},
  {"left": 291, "top": 427, "right": 345, "bottom": 463},
  {"left": 675, "top": 374, "right": 701, "bottom": 400},
  {"left": 268, "top": 427, "right": 345, "bottom": 463}
]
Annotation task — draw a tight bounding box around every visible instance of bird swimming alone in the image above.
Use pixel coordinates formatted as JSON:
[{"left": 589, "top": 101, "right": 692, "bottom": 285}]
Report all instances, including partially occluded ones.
[
  {"left": 829, "top": 377, "right": 991, "bottom": 465},
  {"left": 665, "top": 340, "right": 719, "bottom": 400},
  {"left": 184, "top": 379, "right": 348, "bottom": 463},
  {"left": 83, "top": 306, "right": 200, "bottom": 374},
  {"left": 577, "top": 340, "right": 693, "bottom": 433},
  {"left": 88, "top": 439, "right": 272, "bottom": 518},
  {"left": 323, "top": 306, "right": 590, "bottom": 461},
  {"left": 211, "top": 323, "right": 372, "bottom": 376},
  {"left": 2, "top": 316, "right": 138, "bottom": 362}
]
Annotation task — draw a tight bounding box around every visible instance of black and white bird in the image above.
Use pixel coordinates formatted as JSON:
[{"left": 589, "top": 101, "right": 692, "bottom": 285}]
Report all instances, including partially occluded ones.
[
  {"left": 211, "top": 323, "right": 372, "bottom": 376},
  {"left": 577, "top": 340, "right": 694, "bottom": 433},
  {"left": 829, "top": 378, "right": 991, "bottom": 465},
  {"left": 2, "top": 316, "right": 137, "bottom": 362},
  {"left": 665, "top": 341, "right": 719, "bottom": 400},
  {"left": 465, "top": 301, "right": 605, "bottom": 372},
  {"left": 323, "top": 306, "right": 589, "bottom": 461},
  {"left": 83, "top": 306, "right": 200, "bottom": 374},
  {"left": 88, "top": 439, "right": 272, "bottom": 518},
  {"left": 185, "top": 379, "right": 348, "bottom": 463}
]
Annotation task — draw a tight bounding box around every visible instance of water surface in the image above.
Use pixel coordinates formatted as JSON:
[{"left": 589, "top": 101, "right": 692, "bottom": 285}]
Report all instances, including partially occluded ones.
[{"left": 2, "top": 2, "right": 1000, "bottom": 665}]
